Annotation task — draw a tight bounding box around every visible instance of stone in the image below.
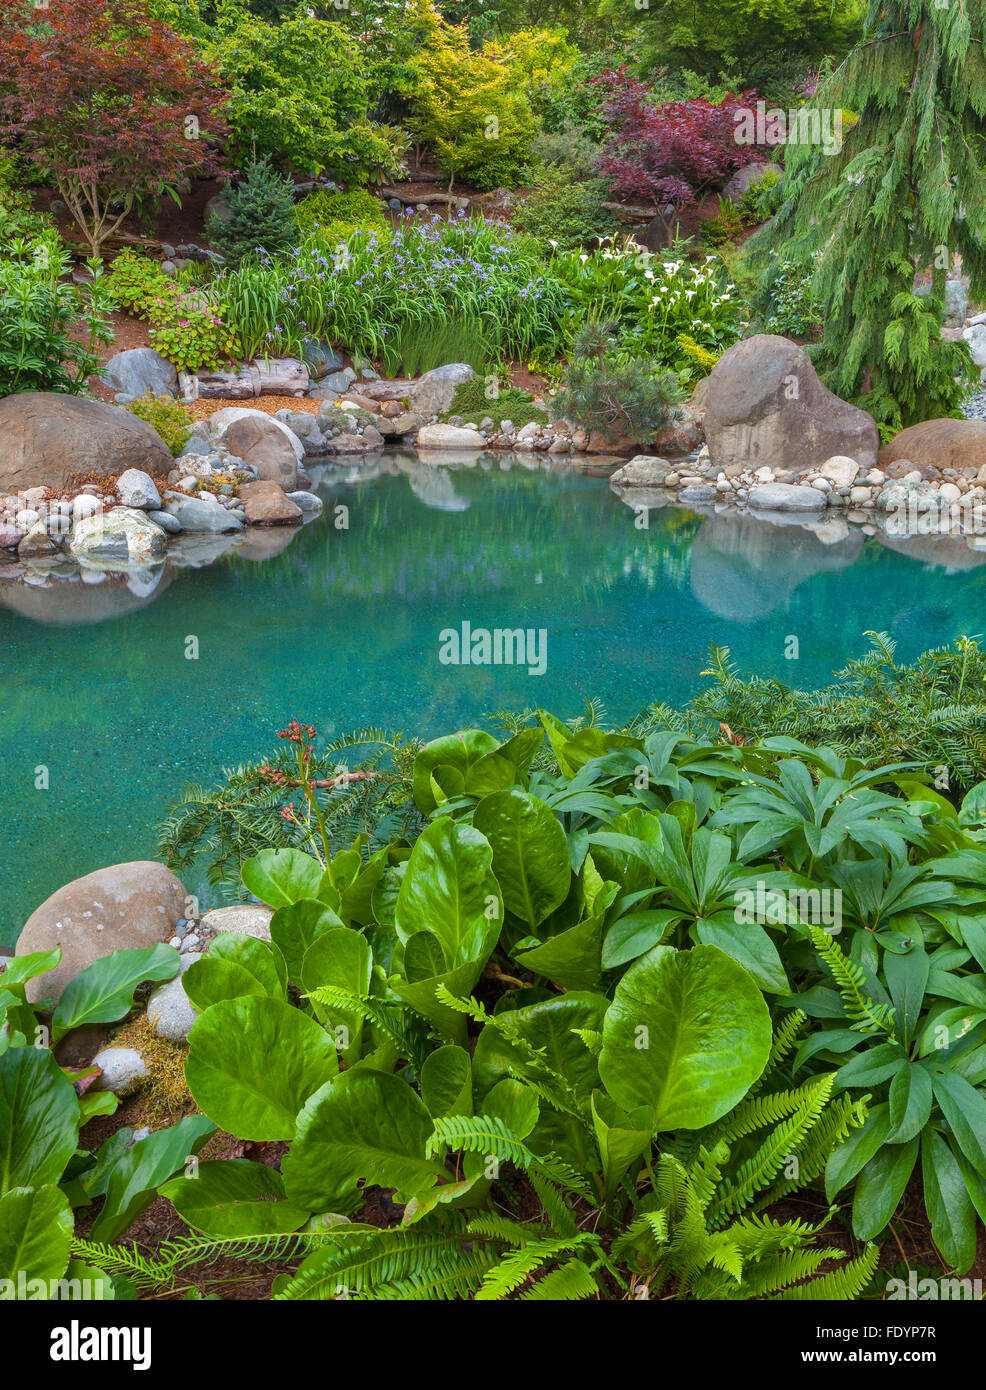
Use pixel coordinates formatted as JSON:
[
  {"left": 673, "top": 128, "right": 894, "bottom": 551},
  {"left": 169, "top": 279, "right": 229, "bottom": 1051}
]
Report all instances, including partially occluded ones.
[
  {"left": 203, "top": 190, "right": 233, "bottom": 227},
  {"left": 879, "top": 418, "right": 986, "bottom": 477},
  {"left": 237, "top": 479, "right": 303, "bottom": 526},
  {"left": 100, "top": 348, "right": 177, "bottom": 400},
  {"left": 721, "top": 162, "right": 779, "bottom": 204},
  {"left": 0, "top": 393, "right": 172, "bottom": 492},
  {"left": 917, "top": 279, "right": 969, "bottom": 329},
  {"left": 410, "top": 364, "right": 475, "bottom": 416},
  {"left": 250, "top": 358, "right": 309, "bottom": 397},
  {"left": 14, "top": 861, "right": 187, "bottom": 1003},
  {"left": 116, "top": 468, "right": 162, "bottom": 510},
  {"left": 850, "top": 485, "right": 873, "bottom": 504},
  {"left": 818, "top": 455, "right": 859, "bottom": 489},
  {"left": 90, "top": 1047, "right": 148, "bottom": 1093},
  {"left": 940, "top": 482, "right": 962, "bottom": 503},
  {"left": 679, "top": 484, "right": 717, "bottom": 504},
  {"left": 164, "top": 495, "right": 244, "bottom": 533},
  {"left": 749, "top": 482, "right": 827, "bottom": 512},
  {"left": 146, "top": 509, "right": 182, "bottom": 535},
  {"left": 302, "top": 341, "right": 344, "bottom": 380},
  {"left": 376, "top": 411, "right": 424, "bottom": 438},
  {"left": 285, "top": 490, "right": 323, "bottom": 515},
  {"left": 311, "top": 371, "right": 352, "bottom": 397},
  {"left": 217, "top": 414, "right": 300, "bottom": 490},
  {"left": 69, "top": 507, "right": 168, "bottom": 567},
  {"left": 653, "top": 408, "right": 704, "bottom": 457},
  {"left": 417, "top": 424, "right": 485, "bottom": 449},
  {"left": 0, "top": 524, "right": 23, "bottom": 550},
  {"left": 326, "top": 432, "right": 377, "bottom": 454},
  {"left": 703, "top": 335, "right": 879, "bottom": 478},
  {"left": 146, "top": 957, "right": 198, "bottom": 1042},
  {"left": 609, "top": 456, "right": 674, "bottom": 487},
  {"left": 876, "top": 480, "right": 943, "bottom": 513},
  {"left": 362, "top": 424, "right": 384, "bottom": 449}
]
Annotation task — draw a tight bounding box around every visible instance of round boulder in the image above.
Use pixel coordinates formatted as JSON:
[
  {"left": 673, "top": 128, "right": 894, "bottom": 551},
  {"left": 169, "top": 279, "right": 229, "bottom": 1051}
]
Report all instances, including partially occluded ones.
[
  {"left": 0, "top": 393, "right": 172, "bottom": 493},
  {"left": 15, "top": 861, "right": 187, "bottom": 1003},
  {"left": 100, "top": 348, "right": 178, "bottom": 400},
  {"left": 878, "top": 418, "right": 986, "bottom": 478}
]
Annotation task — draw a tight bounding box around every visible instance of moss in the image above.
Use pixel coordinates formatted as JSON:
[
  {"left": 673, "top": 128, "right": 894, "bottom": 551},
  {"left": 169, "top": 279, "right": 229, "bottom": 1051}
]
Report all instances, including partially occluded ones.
[
  {"left": 443, "top": 377, "right": 548, "bottom": 430},
  {"left": 110, "top": 1013, "right": 196, "bottom": 1125}
]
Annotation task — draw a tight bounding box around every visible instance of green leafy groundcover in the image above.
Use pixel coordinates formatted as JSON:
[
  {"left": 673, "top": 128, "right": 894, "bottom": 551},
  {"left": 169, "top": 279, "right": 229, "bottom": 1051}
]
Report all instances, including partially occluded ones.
[{"left": 11, "top": 678, "right": 986, "bottom": 1300}]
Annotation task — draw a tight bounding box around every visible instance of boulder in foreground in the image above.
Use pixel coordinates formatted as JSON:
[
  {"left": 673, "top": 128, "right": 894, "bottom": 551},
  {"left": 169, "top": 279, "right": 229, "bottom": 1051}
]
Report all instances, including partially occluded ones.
[{"left": 0, "top": 393, "right": 172, "bottom": 492}]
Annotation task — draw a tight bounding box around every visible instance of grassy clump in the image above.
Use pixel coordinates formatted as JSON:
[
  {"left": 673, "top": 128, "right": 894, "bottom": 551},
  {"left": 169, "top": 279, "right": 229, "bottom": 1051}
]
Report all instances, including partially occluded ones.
[
  {"left": 110, "top": 1013, "right": 196, "bottom": 1125},
  {"left": 444, "top": 374, "right": 548, "bottom": 430}
]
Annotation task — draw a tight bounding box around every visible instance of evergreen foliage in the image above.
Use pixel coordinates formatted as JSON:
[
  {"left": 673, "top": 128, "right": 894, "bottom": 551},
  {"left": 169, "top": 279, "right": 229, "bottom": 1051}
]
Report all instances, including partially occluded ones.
[{"left": 206, "top": 158, "right": 299, "bottom": 268}]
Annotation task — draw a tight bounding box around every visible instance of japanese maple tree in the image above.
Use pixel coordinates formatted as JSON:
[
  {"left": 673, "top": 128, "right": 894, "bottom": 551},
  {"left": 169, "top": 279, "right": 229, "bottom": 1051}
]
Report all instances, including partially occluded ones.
[
  {"left": 592, "top": 68, "right": 763, "bottom": 244},
  {"left": 0, "top": 0, "right": 229, "bottom": 257}
]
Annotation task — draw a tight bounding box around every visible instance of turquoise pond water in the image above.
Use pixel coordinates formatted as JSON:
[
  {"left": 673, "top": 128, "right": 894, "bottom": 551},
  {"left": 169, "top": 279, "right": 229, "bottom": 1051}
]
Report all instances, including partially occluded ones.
[{"left": 3, "top": 450, "right": 986, "bottom": 948}]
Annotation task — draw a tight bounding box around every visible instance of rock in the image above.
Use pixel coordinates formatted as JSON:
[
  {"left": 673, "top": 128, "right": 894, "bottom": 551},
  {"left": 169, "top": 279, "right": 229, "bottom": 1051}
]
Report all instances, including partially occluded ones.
[
  {"left": 653, "top": 408, "right": 704, "bottom": 457},
  {"left": 0, "top": 393, "right": 172, "bottom": 493},
  {"left": 417, "top": 424, "right": 485, "bottom": 449},
  {"left": 100, "top": 348, "right": 178, "bottom": 400},
  {"left": 322, "top": 432, "right": 373, "bottom": 454},
  {"left": 876, "top": 480, "right": 943, "bottom": 513},
  {"left": 90, "top": 1047, "right": 148, "bottom": 1094},
  {"left": 376, "top": 411, "right": 424, "bottom": 438},
  {"left": 237, "top": 479, "right": 303, "bottom": 526},
  {"left": 311, "top": 371, "right": 352, "bottom": 397},
  {"left": 216, "top": 414, "right": 300, "bottom": 490},
  {"left": 749, "top": 483, "right": 827, "bottom": 512},
  {"left": 302, "top": 341, "right": 344, "bottom": 380},
  {"left": 703, "top": 335, "right": 879, "bottom": 478},
  {"left": 146, "top": 508, "right": 182, "bottom": 535},
  {"left": 14, "top": 861, "right": 187, "bottom": 1004},
  {"left": 285, "top": 490, "right": 323, "bottom": 515},
  {"left": 940, "top": 482, "right": 962, "bottom": 503},
  {"left": 164, "top": 495, "right": 244, "bottom": 533},
  {"left": 721, "top": 162, "right": 777, "bottom": 204},
  {"left": 203, "top": 190, "right": 233, "bottom": 227},
  {"left": 818, "top": 455, "right": 859, "bottom": 489},
  {"left": 609, "top": 456, "right": 674, "bottom": 486},
  {"left": 679, "top": 484, "right": 718, "bottom": 504},
  {"left": 850, "top": 485, "right": 873, "bottom": 504},
  {"left": 362, "top": 424, "right": 384, "bottom": 449},
  {"left": 879, "top": 418, "right": 986, "bottom": 477},
  {"left": 0, "top": 524, "right": 23, "bottom": 550},
  {"left": 18, "top": 521, "right": 57, "bottom": 558},
  {"left": 116, "top": 468, "right": 162, "bottom": 510},
  {"left": 410, "top": 364, "right": 475, "bottom": 416},
  {"left": 146, "top": 958, "right": 198, "bottom": 1042},
  {"left": 918, "top": 279, "right": 969, "bottom": 329},
  {"left": 276, "top": 411, "right": 328, "bottom": 456},
  {"left": 69, "top": 507, "right": 168, "bottom": 567},
  {"left": 250, "top": 358, "right": 309, "bottom": 398}
]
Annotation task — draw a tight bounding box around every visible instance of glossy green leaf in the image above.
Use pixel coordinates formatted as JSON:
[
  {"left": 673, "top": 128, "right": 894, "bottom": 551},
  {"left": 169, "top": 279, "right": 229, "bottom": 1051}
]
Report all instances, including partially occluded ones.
[
  {"left": 591, "top": 1090, "right": 654, "bottom": 1202},
  {"left": 241, "top": 848, "right": 324, "bottom": 909},
  {"left": 602, "top": 910, "right": 680, "bottom": 969},
  {"left": 185, "top": 996, "right": 339, "bottom": 1140},
  {"left": 825, "top": 1104, "right": 892, "bottom": 1200},
  {"left": 395, "top": 818, "right": 501, "bottom": 967},
  {"left": 0, "top": 1184, "right": 73, "bottom": 1286},
  {"left": 922, "top": 1129, "right": 978, "bottom": 1273},
  {"left": 52, "top": 944, "right": 179, "bottom": 1039},
  {"left": 270, "top": 899, "right": 344, "bottom": 982},
  {"left": 419, "top": 1046, "right": 472, "bottom": 1118},
  {"left": 852, "top": 1138, "right": 919, "bottom": 1240},
  {"left": 301, "top": 928, "right": 372, "bottom": 1064},
  {"left": 514, "top": 912, "right": 604, "bottom": 991},
  {"left": 160, "top": 1159, "right": 310, "bottom": 1237},
  {"left": 282, "top": 1069, "right": 444, "bottom": 1213},
  {"left": 412, "top": 730, "right": 500, "bottom": 814},
  {"left": 887, "top": 1063, "right": 933, "bottom": 1144},
  {"left": 90, "top": 1115, "right": 215, "bottom": 1243},
  {"left": 183, "top": 934, "right": 286, "bottom": 1012},
  {"left": 472, "top": 788, "right": 570, "bottom": 930},
  {"left": 0, "top": 1047, "right": 79, "bottom": 1195},
  {"left": 599, "top": 945, "right": 771, "bottom": 1130},
  {"left": 931, "top": 1069, "right": 986, "bottom": 1177}
]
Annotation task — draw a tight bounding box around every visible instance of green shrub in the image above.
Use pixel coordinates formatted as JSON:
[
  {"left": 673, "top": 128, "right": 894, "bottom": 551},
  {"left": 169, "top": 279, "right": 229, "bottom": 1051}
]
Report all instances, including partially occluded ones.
[
  {"left": 105, "top": 249, "right": 172, "bottom": 318},
  {"left": 0, "top": 186, "right": 53, "bottom": 245},
  {"left": 554, "top": 318, "right": 684, "bottom": 441},
  {"left": 124, "top": 391, "right": 192, "bottom": 456},
  {"left": 295, "top": 187, "right": 388, "bottom": 243},
  {"left": 760, "top": 251, "right": 824, "bottom": 338},
  {"left": 148, "top": 303, "right": 240, "bottom": 374},
  {"left": 699, "top": 196, "right": 747, "bottom": 248},
  {"left": 206, "top": 159, "right": 299, "bottom": 268},
  {"left": 738, "top": 166, "right": 784, "bottom": 225},
  {"left": 512, "top": 166, "right": 617, "bottom": 252},
  {"left": 0, "top": 233, "right": 113, "bottom": 394},
  {"left": 444, "top": 374, "right": 547, "bottom": 430},
  {"left": 527, "top": 120, "right": 603, "bottom": 182}
]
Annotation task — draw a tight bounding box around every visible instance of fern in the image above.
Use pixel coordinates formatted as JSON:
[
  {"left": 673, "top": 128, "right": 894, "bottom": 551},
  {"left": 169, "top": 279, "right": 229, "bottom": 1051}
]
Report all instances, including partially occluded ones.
[{"left": 808, "top": 926, "right": 899, "bottom": 1036}]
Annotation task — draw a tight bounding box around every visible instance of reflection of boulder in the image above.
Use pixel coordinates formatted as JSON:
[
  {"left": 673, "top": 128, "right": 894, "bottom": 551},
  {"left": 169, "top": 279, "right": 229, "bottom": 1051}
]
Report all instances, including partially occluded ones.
[
  {"left": 689, "top": 510, "right": 863, "bottom": 622},
  {"left": 875, "top": 530, "right": 986, "bottom": 571},
  {"left": 233, "top": 527, "right": 299, "bottom": 563},
  {"left": 401, "top": 459, "right": 470, "bottom": 512},
  {"left": 0, "top": 567, "right": 173, "bottom": 625}
]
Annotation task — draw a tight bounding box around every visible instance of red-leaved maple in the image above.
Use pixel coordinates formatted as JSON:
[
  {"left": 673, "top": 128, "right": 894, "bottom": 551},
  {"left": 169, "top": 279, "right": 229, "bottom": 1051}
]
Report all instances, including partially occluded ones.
[
  {"left": 592, "top": 68, "right": 765, "bottom": 244},
  {"left": 0, "top": 0, "right": 230, "bottom": 256}
]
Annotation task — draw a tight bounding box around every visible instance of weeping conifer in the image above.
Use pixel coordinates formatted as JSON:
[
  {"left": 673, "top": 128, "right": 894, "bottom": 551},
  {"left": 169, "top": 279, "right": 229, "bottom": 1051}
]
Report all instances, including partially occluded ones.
[{"left": 751, "top": 0, "right": 986, "bottom": 433}]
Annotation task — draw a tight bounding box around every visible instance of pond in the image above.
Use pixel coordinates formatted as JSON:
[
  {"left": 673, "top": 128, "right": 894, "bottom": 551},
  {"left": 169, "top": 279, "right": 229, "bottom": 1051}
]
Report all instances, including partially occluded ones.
[{"left": 2, "top": 448, "right": 986, "bottom": 949}]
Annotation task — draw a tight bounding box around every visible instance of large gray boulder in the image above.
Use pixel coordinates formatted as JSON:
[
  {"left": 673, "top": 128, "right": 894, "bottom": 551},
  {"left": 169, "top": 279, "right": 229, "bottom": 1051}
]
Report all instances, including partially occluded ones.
[
  {"left": 749, "top": 483, "right": 827, "bottom": 512},
  {"left": 703, "top": 335, "right": 879, "bottom": 479},
  {"left": 609, "top": 456, "right": 673, "bottom": 487},
  {"left": 410, "top": 364, "right": 475, "bottom": 417},
  {"left": 15, "top": 861, "right": 187, "bottom": 1004},
  {"left": 164, "top": 495, "right": 244, "bottom": 533},
  {"left": 208, "top": 408, "right": 302, "bottom": 489},
  {"left": 417, "top": 423, "right": 484, "bottom": 449},
  {"left": 0, "top": 394, "right": 172, "bottom": 493},
  {"left": 100, "top": 348, "right": 178, "bottom": 400}
]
